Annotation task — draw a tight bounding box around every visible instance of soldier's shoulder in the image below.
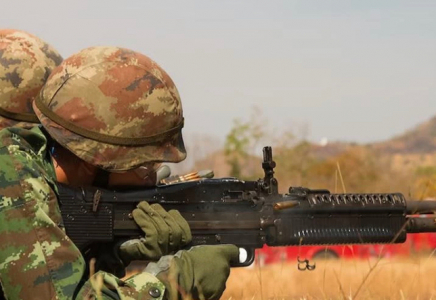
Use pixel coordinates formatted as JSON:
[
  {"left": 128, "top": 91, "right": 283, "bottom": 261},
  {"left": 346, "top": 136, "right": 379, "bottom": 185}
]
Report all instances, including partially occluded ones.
[
  {"left": 0, "top": 126, "right": 53, "bottom": 208},
  {"left": 0, "top": 126, "right": 47, "bottom": 152},
  {"left": 0, "top": 126, "right": 50, "bottom": 179}
]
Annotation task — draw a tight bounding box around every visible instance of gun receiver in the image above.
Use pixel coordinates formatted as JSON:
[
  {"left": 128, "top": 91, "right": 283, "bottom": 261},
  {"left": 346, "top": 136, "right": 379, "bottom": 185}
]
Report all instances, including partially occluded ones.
[{"left": 57, "top": 146, "right": 436, "bottom": 267}]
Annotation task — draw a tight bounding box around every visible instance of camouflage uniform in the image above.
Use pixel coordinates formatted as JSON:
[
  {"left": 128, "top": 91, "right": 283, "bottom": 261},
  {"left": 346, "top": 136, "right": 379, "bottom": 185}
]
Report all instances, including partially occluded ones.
[
  {"left": 0, "top": 47, "right": 186, "bottom": 299},
  {"left": 0, "top": 29, "right": 62, "bottom": 129},
  {"left": 0, "top": 126, "right": 166, "bottom": 299}
]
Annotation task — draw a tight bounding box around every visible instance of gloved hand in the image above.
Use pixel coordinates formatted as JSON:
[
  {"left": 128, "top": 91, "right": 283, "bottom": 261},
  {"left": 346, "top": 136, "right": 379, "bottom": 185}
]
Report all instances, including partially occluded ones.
[
  {"left": 146, "top": 245, "right": 239, "bottom": 300},
  {"left": 119, "top": 202, "right": 192, "bottom": 265}
]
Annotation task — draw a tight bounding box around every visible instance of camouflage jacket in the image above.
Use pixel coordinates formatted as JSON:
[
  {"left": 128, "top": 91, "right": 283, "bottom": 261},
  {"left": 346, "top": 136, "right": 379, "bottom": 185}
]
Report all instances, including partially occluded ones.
[{"left": 0, "top": 126, "right": 165, "bottom": 300}]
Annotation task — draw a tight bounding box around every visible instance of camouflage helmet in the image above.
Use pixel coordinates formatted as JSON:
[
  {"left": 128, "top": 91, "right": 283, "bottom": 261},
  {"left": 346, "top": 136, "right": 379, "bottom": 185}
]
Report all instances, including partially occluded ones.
[
  {"left": 33, "top": 46, "right": 186, "bottom": 171},
  {"left": 0, "top": 29, "right": 62, "bottom": 128}
]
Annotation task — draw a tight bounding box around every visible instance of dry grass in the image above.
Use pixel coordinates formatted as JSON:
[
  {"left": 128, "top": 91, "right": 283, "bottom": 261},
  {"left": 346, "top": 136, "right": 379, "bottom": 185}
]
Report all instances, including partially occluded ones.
[
  {"left": 125, "top": 255, "right": 436, "bottom": 299},
  {"left": 222, "top": 256, "right": 436, "bottom": 300}
]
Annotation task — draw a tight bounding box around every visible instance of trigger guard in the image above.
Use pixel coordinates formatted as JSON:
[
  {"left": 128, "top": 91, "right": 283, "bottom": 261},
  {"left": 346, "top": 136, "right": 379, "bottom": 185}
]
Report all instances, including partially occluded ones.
[{"left": 230, "top": 248, "right": 255, "bottom": 267}]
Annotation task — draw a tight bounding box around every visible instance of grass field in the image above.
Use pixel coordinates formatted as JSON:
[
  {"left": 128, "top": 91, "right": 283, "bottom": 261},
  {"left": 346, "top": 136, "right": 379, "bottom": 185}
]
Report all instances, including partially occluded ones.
[
  {"left": 222, "top": 256, "right": 436, "bottom": 300},
  {"left": 125, "top": 254, "right": 436, "bottom": 299}
]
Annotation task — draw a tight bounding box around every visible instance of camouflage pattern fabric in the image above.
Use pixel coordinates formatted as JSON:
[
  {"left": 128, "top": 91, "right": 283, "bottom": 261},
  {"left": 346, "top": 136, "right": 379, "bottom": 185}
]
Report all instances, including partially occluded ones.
[
  {"left": 0, "top": 29, "right": 62, "bottom": 129},
  {"left": 0, "top": 126, "right": 165, "bottom": 299},
  {"left": 33, "top": 46, "right": 186, "bottom": 172}
]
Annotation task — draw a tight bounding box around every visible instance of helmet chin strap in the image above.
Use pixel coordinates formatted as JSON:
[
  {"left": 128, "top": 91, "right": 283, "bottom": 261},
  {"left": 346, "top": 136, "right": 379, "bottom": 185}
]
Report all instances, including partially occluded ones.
[{"left": 92, "top": 168, "right": 110, "bottom": 188}]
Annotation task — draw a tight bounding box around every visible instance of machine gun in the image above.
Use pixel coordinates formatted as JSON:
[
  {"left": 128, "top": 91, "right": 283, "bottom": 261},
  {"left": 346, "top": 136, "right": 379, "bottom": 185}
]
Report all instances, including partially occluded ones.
[{"left": 57, "top": 147, "right": 436, "bottom": 267}]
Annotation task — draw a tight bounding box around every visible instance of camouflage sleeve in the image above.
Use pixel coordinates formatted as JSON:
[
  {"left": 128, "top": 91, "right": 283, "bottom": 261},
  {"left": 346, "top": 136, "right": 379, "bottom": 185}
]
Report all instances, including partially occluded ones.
[
  {"left": 76, "top": 271, "right": 165, "bottom": 300},
  {"left": 0, "top": 130, "right": 165, "bottom": 300}
]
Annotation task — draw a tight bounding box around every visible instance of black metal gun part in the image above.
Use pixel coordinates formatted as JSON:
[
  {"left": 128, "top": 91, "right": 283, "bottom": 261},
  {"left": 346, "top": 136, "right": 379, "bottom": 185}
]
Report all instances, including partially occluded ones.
[{"left": 57, "top": 147, "right": 436, "bottom": 267}]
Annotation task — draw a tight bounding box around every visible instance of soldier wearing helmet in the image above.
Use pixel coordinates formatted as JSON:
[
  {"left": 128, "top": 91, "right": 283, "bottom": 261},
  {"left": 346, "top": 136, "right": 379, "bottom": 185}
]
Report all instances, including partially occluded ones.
[
  {"left": 0, "top": 29, "right": 62, "bottom": 128},
  {"left": 0, "top": 46, "right": 237, "bottom": 300}
]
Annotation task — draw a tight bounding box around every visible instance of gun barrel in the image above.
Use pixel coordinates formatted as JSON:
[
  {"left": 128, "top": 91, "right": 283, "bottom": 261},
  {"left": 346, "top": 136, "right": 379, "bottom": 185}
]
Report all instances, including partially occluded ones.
[
  {"left": 407, "top": 200, "right": 436, "bottom": 214},
  {"left": 407, "top": 217, "right": 436, "bottom": 233}
]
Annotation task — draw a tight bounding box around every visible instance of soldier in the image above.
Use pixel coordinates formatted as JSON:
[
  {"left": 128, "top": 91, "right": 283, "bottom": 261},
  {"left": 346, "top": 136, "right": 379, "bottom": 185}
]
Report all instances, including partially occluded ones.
[
  {"left": 0, "top": 46, "right": 238, "bottom": 300},
  {"left": 0, "top": 29, "right": 62, "bottom": 128}
]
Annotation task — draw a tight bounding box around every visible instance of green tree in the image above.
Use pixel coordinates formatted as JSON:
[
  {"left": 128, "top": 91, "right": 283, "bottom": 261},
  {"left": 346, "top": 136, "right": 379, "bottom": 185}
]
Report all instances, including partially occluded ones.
[{"left": 224, "top": 107, "right": 265, "bottom": 179}]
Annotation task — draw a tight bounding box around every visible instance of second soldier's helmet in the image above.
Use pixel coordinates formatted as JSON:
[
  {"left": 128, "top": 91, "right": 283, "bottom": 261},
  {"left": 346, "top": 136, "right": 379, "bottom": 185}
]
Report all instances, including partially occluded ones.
[
  {"left": 33, "top": 46, "right": 186, "bottom": 171},
  {"left": 0, "top": 29, "right": 62, "bottom": 128}
]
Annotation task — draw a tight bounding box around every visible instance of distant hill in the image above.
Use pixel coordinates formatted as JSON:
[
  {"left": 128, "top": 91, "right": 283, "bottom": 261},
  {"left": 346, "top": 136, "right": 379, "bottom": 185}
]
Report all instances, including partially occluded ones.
[
  {"left": 308, "top": 141, "right": 355, "bottom": 160},
  {"left": 189, "top": 115, "right": 436, "bottom": 177},
  {"left": 371, "top": 116, "right": 436, "bottom": 154},
  {"left": 309, "top": 115, "right": 436, "bottom": 158},
  {"left": 304, "top": 115, "right": 436, "bottom": 170}
]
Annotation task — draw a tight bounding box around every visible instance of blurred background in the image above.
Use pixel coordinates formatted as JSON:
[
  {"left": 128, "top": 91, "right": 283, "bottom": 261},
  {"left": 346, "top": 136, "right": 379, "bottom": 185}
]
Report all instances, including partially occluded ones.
[
  {"left": 5, "top": 1, "right": 436, "bottom": 162},
  {"left": 6, "top": 0, "right": 436, "bottom": 298}
]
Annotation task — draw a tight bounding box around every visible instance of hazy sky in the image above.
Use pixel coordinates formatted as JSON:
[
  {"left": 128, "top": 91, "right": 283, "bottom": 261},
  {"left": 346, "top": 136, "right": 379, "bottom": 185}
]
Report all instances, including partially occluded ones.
[{"left": 4, "top": 0, "right": 436, "bottom": 146}]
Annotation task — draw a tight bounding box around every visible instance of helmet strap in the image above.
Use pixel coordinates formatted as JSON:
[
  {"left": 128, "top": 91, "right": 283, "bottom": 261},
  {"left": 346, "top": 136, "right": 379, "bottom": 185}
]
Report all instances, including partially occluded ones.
[{"left": 93, "top": 168, "right": 110, "bottom": 188}]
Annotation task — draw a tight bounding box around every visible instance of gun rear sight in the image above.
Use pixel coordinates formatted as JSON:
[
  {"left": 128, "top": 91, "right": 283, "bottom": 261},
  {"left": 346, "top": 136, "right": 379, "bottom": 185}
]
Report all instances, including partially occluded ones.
[{"left": 261, "top": 146, "right": 278, "bottom": 194}]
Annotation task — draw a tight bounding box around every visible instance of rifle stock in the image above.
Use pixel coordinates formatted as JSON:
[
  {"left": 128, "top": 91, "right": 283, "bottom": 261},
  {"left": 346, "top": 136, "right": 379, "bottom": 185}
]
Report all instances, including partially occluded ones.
[{"left": 57, "top": 147, "right": 436, "bottom": 267}]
